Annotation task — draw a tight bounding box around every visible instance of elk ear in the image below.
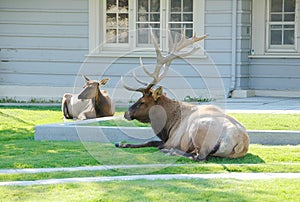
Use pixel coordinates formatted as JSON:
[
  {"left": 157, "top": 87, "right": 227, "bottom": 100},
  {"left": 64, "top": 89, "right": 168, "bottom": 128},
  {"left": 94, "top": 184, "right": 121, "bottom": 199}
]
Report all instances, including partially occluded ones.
[
  {"left": 99, "top": 78, "right": 109, "bottom": 86},
  {"left": 82, "top": 75, "right": 90, "bottom": 82},
  {"left": 153, "top": 86, "right": 163, "bottom": 101}
]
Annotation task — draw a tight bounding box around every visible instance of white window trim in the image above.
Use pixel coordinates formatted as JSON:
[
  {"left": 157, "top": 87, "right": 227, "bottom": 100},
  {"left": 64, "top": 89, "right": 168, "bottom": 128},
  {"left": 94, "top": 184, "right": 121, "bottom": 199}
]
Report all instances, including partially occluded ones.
[
  {"left": 88, "top": 0, "right": 205, "bottom": 58},
  {"left": 251, "top": 0, "right": 300, "bottom": 57}
]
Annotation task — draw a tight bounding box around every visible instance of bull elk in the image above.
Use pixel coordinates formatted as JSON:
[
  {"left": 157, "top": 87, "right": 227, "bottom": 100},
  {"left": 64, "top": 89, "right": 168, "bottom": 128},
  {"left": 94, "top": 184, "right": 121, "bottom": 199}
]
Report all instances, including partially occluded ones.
[
  {"left": 116, "top": 28, "right": 249, "bottom": 161},
  {"left": 62, "top": 75, "right": 115, "bottom": 120}
]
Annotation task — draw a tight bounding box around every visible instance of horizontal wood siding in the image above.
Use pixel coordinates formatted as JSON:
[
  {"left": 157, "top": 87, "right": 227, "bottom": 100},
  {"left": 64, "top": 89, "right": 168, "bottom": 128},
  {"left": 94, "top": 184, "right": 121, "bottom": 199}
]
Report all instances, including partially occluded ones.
[
  {"left": 0, "top": 0, "right": 88, "bottom": 89},
  {"left": 205, "top": 0, "right": 234, "bottom": 93},
  {"left": 249, "top": 58, "right": 300, "bottom": 90}
]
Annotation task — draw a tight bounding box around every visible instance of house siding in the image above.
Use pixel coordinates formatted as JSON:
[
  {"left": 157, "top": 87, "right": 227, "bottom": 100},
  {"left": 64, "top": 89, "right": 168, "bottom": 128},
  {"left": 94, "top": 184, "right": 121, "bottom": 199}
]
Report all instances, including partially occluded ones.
[
  {"left": 0, "top": 0, "right": 89, "bottom": 97},
  {"left": 249, "top": 58, "right": 300, "bottom": 90},
  {"left": 1, "top": 0, "right": 299, "bottom": 102}
]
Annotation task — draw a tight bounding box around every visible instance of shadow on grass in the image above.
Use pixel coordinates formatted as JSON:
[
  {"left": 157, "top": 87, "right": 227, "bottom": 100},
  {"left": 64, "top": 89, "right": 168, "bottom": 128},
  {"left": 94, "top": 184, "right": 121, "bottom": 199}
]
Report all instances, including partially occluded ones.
[
  {"left": 206, "top": 153, "right": 265, "bottom": 164},
  {"left": 0, "top": 105, "right": 61, "bottom": 111}
]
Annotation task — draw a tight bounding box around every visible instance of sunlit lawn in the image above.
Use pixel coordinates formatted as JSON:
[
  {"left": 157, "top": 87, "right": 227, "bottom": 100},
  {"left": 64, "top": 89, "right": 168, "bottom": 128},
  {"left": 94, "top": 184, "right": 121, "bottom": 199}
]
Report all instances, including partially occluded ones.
[{"left": 0, "top": 106, "right": 299, "bottom": 201}]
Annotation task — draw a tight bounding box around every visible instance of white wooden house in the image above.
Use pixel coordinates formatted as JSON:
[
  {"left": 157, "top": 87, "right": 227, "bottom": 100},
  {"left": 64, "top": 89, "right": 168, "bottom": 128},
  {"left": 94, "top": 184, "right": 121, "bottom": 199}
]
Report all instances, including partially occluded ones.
[{"left": 0, "top": 0, "right": 299, "bottom": 103}]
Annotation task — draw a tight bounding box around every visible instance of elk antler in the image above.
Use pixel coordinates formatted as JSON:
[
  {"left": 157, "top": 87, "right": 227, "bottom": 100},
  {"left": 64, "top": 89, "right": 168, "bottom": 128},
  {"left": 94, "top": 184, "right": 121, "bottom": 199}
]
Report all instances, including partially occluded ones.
[{"left": 122, "top": 27, "right": 208, "bottom": 93}]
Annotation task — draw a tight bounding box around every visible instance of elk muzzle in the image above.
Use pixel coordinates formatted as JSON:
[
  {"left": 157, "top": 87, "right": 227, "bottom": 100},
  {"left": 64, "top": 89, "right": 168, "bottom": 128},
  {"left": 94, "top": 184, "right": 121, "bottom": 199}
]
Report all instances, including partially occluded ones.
[{"left": 124, "top": 110, "right": 132, "bottom": 120}]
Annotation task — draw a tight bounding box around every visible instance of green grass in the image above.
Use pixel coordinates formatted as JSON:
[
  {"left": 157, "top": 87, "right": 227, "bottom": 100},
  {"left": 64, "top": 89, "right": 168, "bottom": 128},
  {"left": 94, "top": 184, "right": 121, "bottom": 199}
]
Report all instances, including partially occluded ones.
[
  {"left": 0, "top": 106, "right": 299, "bottom": 170},
  {"left": 88, "top": 112, "right": 300, "bottom": 130},
  {"left": 0, "top": 179, "right": 299, "bottom": 202},
  {"left": 229, "top": 113, "right": 300, "bottom": 130},
  {"left": 0, "top": 105, "right": 300, "bottom": 201}
]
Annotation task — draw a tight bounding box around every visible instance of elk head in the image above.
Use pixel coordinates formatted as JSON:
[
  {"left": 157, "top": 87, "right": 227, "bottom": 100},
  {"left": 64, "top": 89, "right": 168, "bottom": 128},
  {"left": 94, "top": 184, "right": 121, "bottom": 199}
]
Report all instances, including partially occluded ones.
[
  {"left": 122, "top": 28, "right": 207, "bottom": 123},
  {"left": 78, "top": 75, "right": 109, "bottom": 99}
]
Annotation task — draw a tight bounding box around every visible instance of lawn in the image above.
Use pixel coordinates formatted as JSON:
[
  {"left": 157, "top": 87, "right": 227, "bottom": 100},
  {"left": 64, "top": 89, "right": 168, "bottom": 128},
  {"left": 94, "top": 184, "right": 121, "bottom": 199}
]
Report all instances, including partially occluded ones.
[
  {"left": 1, "top": 179, "right": 299, "bottom": 202},
  {"left": 0, "top": 105, "right": 299, "bottom": 201}
]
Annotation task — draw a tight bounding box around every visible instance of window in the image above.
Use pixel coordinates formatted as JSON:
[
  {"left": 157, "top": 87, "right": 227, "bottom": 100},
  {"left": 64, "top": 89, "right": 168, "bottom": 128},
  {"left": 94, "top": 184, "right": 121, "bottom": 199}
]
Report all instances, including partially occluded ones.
[
  {"left": 136, "top": 0, "right": 161, "bottom": 45},
  {"left": 267, "top": 0, "right": 296, "bottom": 50},
  {"left": 89, "top": 0, "right": 204, "bottom": 55},
  {"left": 169, "top": 0, "right": 193, "bottom": 38},
  {"left": 105, "top": 0, "right": 129, "bottom": 44},
  {"left": 251, "top": 0, "right": 299, "bottom": 56}
]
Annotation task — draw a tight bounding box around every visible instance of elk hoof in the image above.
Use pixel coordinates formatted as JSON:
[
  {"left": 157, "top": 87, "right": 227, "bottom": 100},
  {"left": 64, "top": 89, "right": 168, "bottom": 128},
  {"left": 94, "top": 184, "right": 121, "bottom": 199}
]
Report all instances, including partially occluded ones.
[{"left": 115, "top": 142, "right": 128, "bottom": 148}]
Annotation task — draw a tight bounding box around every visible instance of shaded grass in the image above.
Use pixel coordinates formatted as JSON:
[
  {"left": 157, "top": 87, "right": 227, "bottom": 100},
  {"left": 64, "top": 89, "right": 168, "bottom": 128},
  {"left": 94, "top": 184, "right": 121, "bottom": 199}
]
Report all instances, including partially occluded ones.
[{"left": 1, "top": 179, "right": 300, "bottom": 202}]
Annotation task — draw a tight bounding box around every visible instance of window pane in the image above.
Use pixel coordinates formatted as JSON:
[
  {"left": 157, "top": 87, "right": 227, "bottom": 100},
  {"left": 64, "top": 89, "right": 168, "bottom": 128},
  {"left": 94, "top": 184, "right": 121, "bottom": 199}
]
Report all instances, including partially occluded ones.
[
  {"left": 185, "top": 23, "right": 193, "bottom": 28},
  {"left": 118, "top": 14, "right": 128, "bottom": 28},
  {"left": 106, "top": 14, "right": 117, "bottom": 28},
  {"left": 284, "top": 14, "right": 295, "bottom": 21},
  {"left": 138, "top": 0, "right": 148, "bottom": 12},
  {"left": 271, "top": 0, "right": 283, "bottom": 12},
  {"left": 183, "top": 14, "right": 193, "bottom": 21},
  {"left": 150, "top": 14, "right": 160, "bottom": 22},
  {"left": 107, "top": 0, "right": 117, "bottom": 12},
  {"left": 271, "top": 25, "right": 282, "bottom": 29},
  {"left": 284, "top": 25, "right": 294, "bottom": 29},
  {"left": 137, "top": 24, "right": 149, "bottom": 44},
  {"left": 185, "top": 28, "right": 193, "bottom": 38},
  {"left": 271, "top": 30, "right": 282, "bottom": 45},
  {"left": 183, "top": 0, "right": 193, "bottom": 12},
  {"left": 106, "top": 29, "right": 117, "bottom": 43},
  {"left": 169, "top": 23, "right": 181, "bottom": 29},
  {"left": 171, "top": 0, "right": 181, "bottom": 12},
  {"left": 171, "top": 14, "right": 181, "bottom": 21},
  {"left": 119, "top": 0, "right": 128, "bottom": 12},
  {"left": 119, "top": 29, "right": 128, "bottom": 43},
  {"left": 284, "top": 30, "right": 294, "bottom": 44},
  {"left": 284, "top": 0, "right": 295, "bottom": 12},
  {"left": 138, "top": 14, "right": 148, "bottom": 22},
  {"left": 150, "top": 0, "right": 160, "bottom": 12},
  {"left": 271, "top": 14, "right": 282, "bottom": 21}
]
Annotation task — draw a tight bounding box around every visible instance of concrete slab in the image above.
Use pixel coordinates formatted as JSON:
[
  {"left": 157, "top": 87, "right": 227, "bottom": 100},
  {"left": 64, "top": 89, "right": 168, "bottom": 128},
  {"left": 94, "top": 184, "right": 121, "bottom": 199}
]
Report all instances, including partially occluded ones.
[{"left": 34, "top": 117, "right": 300, "bottom": 145}]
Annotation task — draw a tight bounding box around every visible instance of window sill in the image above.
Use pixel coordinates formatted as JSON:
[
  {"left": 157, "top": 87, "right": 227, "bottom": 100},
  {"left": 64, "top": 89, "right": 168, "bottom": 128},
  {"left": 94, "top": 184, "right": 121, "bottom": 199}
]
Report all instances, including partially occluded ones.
[
  {"left": 86, "top": 51, "right": 207, "bottom": 59},
  {"left": 248, "top": 54, "right": 300, "bottom": 59}
]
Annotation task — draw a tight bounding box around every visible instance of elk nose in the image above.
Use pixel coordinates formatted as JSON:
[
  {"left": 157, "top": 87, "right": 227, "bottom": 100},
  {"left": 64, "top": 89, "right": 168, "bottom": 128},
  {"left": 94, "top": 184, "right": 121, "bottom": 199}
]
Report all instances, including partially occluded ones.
[{"left": 124, "top": 111, "right": 132, "bottom": 120}]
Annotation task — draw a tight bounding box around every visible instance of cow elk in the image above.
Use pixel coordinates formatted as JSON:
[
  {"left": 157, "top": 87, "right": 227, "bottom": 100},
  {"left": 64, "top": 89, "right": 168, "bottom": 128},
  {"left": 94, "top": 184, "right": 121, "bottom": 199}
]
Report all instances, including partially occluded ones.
[
  {"left": 62, "top": 75, "right": 115, "bottom": 120},
  {"left": 116, "top": 28, "right": 249, "bottom": 161}
]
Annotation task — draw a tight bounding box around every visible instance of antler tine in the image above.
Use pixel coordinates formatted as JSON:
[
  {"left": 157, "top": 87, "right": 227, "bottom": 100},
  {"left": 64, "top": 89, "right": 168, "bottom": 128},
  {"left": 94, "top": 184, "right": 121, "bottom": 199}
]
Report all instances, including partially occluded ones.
[
  {"left": 140, "top": 57, "right": 152, "bottom": 78},
  {"left": 175, "top": 26, "right": 208, "bottom": 53},
  {"left": 133, "top": 70, "right": 148, "bottom": 86},
  {"left": 121, "top": 76, "right": 145, "bottom": 93},
  {"left": 150, "top": 27, "right": 163, "bottom": 62},
  {"left": 167, "top": 29, "right": 174, "bottom": 54},
  {"left": 149, "top": 27, "right": 167, "bottom": 85},
  {"left": 122, "top": 27, "right": 207, "bottom": 93}
]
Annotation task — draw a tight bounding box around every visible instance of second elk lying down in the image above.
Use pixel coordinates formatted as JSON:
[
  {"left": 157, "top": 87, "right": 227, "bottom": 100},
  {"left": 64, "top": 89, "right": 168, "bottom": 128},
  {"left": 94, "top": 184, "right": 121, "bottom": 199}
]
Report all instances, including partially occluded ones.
[
  {"left": 62, "top": 75, "right": 115, "bottom": 120},
  {"left": 117, "top": 29, "right": 249, "bottom": 161}
]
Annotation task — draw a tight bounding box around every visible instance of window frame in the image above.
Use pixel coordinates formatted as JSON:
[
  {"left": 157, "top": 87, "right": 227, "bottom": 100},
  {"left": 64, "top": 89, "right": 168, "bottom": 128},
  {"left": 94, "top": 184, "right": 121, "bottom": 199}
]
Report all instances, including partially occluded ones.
[
  {"left": 266, "top": 0, "right": 297, "bottom": 52},
  {"left": 251, "top": 0, "right": 300, "bottom": 57},
  {"left": 88, "top": 0, "right": 205, "bottom": 57}
]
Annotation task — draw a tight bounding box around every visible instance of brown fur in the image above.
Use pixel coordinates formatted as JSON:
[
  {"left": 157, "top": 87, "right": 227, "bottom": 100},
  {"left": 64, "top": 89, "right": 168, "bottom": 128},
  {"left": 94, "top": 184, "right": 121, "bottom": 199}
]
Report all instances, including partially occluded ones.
[
  {"left": 62, "top": 76, "right": 114, "bottom": 120},
  {"left": 120, "top": 89, "right": 249, "bottom": 161},
  {"left": 118, "top": 29, "right": 248, "bottom": 161}
]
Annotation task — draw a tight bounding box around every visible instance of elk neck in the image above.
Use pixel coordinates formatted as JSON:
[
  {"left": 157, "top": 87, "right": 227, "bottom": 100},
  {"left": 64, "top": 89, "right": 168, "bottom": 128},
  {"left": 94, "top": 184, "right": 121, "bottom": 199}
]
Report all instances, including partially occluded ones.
[
  {"left": 154, "top": 95, "right": 182, "bottom": 133},
  {"left": 94, "top": 89, "right": 111, "bottom": 117}
]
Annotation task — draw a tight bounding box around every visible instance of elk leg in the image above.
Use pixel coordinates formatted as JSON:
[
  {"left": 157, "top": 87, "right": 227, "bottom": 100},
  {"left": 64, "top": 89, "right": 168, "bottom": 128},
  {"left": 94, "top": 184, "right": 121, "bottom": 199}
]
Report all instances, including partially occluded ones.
[
  {"left": 160, "top": 148, "right": 196, "bottom": 159},
  {"left": 115, "top": 141, "right": 163, "bottom": 148}
]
